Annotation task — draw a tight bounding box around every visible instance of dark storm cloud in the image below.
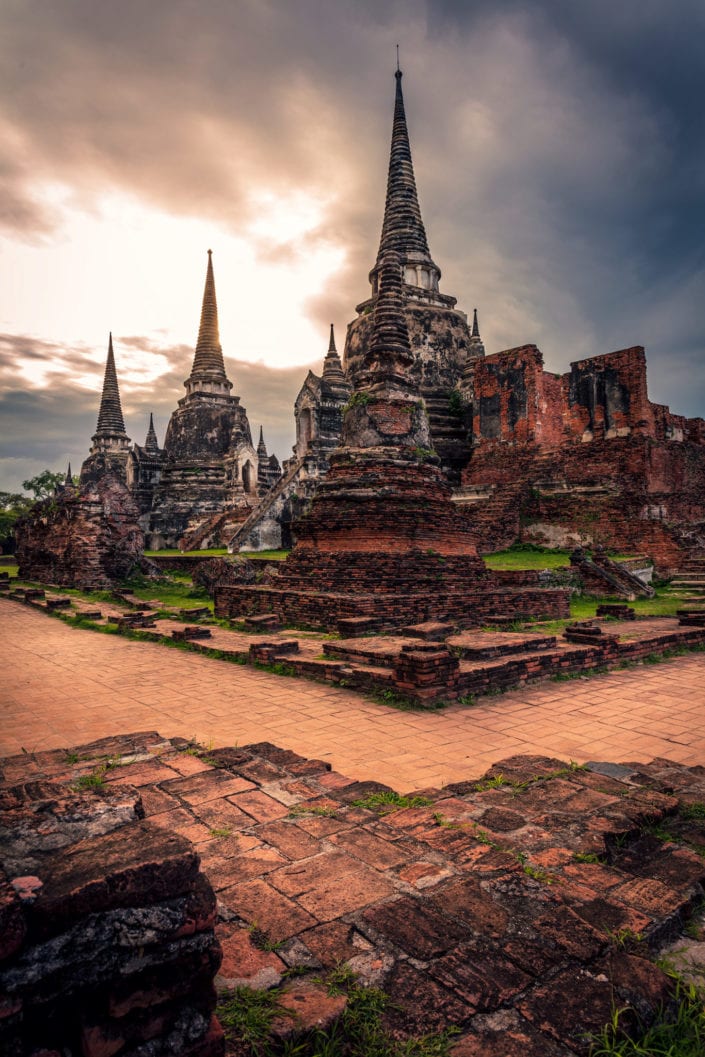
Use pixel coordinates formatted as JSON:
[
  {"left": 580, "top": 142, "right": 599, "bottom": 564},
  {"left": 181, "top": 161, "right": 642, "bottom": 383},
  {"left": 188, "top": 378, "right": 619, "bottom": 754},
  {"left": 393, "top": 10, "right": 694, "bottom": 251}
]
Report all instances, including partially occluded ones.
[{"left": 0, "top": 0, "right": 703, "bottom": 488}]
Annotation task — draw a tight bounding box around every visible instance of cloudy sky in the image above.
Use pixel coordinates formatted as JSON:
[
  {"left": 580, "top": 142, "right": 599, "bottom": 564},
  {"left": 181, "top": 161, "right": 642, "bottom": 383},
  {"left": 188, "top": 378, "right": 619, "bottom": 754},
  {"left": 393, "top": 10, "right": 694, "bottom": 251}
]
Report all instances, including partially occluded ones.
[{"left": 1, "top": 0, "right": 703, "bottom": 492}]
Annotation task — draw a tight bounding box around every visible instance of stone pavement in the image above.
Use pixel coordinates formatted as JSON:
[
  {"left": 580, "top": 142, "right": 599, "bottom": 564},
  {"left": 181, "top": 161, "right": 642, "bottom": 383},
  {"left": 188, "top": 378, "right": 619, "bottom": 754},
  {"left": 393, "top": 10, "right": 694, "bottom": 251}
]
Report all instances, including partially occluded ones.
[
  {"left": 3, "top": 599, "right": 705, "bottom": 788},
  {"left": 3, "top": 731, "right": 705, "bottom": 1055}
]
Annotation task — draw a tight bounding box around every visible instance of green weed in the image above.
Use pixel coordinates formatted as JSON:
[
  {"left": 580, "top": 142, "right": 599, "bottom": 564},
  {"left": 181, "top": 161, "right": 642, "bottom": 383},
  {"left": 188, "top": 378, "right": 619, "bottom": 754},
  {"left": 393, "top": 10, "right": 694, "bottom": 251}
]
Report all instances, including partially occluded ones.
[
  {"left": 590, "top": 978, "right": 704, "bottom": 1056},
  {"left": 351, "top": 791, "right": 433, "bottom": 813},
  {"left": 288, "top": 804, "right": 338, "bottom": 819}
]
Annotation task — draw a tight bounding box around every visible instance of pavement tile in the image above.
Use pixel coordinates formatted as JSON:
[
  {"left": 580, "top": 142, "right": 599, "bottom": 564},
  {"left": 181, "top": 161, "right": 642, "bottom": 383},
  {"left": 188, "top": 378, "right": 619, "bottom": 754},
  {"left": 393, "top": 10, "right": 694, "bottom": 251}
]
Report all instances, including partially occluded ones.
[
  {"left": 269, "top": 851, "right": 395, "bottom": 921},
  {"left": 218, "top": 878, "right": 317, "bottom": 940}
]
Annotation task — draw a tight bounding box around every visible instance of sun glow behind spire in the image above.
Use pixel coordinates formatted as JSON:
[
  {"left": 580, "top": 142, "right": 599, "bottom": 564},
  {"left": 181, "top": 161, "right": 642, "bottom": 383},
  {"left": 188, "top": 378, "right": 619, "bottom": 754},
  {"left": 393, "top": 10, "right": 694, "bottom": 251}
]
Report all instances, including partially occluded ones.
[{"left": 0, "top": 184, "right": 346, "bottom": 394}]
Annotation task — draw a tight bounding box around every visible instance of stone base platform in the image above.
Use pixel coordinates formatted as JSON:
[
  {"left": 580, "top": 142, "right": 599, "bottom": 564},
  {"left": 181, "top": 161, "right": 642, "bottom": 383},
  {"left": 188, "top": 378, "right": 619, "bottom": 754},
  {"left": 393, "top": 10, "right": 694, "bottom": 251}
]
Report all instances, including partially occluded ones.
[
  {"left": 6, "top": 587, "right": 705, "bottom": 705},
  {"left": 2, "top": 733, "right": 705, "bottom": 1055},
  {"left": 214, "top": 580, "right": 570, "bottom": 633}
]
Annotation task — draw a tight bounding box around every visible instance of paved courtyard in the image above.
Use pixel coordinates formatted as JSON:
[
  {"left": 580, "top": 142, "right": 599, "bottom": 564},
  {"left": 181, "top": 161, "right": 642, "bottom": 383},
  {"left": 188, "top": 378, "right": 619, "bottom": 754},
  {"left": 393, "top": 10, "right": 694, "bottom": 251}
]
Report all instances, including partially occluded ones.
[{"left": 2, "top": 598, "right": 704, "bottom": 787}]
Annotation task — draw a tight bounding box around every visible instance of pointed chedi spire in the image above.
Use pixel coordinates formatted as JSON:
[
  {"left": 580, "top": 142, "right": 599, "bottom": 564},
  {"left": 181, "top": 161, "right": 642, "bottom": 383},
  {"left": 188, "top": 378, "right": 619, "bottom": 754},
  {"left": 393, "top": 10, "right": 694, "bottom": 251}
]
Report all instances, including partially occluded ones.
[
  {"left": 467, "top": 306, "right": 485, "bottom": 362},
  {"left": 322, "top": 323, "right": 348, "bottom": 386},
  {"left": 145, "top": 413, "right": 159, "bottom": 452},
  {"left": 95, "top": 333, "right": 128, "bottom": 437},
  {"left": 257, "top": 426, "right": 267, "bottom": 456},
  {"left": 185, "top": 250, "right": 233, "bottom": 398},
  {"left": 370, "top": 67, "right": 440, "bottom": 295},
  {"left": 65, "top": 463, "right": 73, "bottom": 486}
]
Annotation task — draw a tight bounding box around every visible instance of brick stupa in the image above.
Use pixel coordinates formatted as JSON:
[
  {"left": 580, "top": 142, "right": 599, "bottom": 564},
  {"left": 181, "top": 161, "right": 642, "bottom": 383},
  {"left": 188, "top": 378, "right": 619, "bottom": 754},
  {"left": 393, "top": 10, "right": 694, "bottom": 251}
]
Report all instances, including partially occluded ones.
[
  {"left": 80, "top": 333, "right": 132, "bottom": 488},
  {"left": 343, "top": 66, "right": 482, "bottom": 482},
  {"left": 147, "top": 251, "right": 259, "bottom": 547},
  {"left": 215, "top": 253, "right": 569, "bottom": 630}
]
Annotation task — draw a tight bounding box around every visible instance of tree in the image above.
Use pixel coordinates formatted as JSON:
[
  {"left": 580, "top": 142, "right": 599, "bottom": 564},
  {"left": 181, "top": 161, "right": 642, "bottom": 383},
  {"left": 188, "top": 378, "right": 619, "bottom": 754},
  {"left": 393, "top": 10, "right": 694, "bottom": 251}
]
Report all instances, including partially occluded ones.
[
  {"left": 0, "top": 492, "right": 34, "bottom": 554},
  {"left": 22, "top": 470, "right": 68, "bottom": 501}
]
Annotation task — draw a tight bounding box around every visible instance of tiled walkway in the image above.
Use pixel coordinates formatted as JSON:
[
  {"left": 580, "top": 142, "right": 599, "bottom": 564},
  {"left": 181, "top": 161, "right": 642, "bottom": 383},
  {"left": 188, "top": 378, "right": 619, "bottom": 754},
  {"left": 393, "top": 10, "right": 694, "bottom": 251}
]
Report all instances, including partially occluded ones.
[{"left": 2, "top": 599, "right": 704, "bottom": 788}]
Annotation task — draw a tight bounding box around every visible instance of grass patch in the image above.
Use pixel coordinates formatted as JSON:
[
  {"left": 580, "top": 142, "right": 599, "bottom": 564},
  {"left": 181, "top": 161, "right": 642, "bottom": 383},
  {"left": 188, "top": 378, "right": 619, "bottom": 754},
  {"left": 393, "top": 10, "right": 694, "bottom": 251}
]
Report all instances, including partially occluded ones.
[
  {"left": 288, "top": 804, "right": 338, "bottom": 818},
  {"left": 217, "top": 969, "right": 461, "bottom": 1056},
  {"left": 590, "top": 978, "right": 705, "bottom": 1056},
  {"left": 144, "top": 547, "right": 228, "bottom": 557},
  {"left": 351, "top": 791, "right": 433, "bottom": 813},
  {"left": 218, "top": 985, "right": 295, "bottom": 1052},
  {"left": 484, "top": 547, "right": 573, "bottom": 571}
]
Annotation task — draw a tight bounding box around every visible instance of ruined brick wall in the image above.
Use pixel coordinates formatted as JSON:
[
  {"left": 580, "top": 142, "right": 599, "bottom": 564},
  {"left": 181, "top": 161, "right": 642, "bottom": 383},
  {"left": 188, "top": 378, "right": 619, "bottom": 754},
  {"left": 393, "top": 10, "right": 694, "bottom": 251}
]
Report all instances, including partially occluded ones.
[
  {"left": 461, "top": 343, "right": 705, "bottom": 569},
  {"left": 471, "top": 345, "right": 563, "bottom": 448},
  {"left": 15, "top": 477, "right": 144, "bottom": 589},
  {"left": 562, "top": 346, "right": 653, "bottom": 441}
]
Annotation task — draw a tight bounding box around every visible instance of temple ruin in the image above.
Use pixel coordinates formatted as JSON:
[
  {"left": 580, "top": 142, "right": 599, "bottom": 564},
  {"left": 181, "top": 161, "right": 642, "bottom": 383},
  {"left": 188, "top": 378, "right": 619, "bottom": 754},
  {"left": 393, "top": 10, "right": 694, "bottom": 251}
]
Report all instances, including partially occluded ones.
[
  {"left": 232, "top": 67, "right": 704, "bottom": 569},
  {"left": 54, "top": 65, "right": 704, "bottom": 569},
  {"left": 215, "top": 251, "right": 569, "bottom": 633}
]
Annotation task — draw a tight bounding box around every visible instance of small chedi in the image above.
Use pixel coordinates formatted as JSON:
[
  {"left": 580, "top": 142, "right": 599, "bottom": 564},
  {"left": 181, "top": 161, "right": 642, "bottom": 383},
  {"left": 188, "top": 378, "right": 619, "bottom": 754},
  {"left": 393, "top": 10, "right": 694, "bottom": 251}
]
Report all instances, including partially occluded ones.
[
  {"left": 215, "top": 251, "right": 569, "bottom": 631},
  {"left": 147, "top": 251, "right": 261, "bottom": 550},
  {"left": 230, "top": 324, "right": 352, "bottom": 552}
]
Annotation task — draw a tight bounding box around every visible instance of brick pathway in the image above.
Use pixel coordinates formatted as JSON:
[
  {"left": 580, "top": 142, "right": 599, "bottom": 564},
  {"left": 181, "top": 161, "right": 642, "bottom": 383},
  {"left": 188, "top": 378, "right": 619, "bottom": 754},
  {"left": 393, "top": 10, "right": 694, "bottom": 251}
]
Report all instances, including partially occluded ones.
[{"left": 2, "top": 599, "right": 705, "bottom": 788}]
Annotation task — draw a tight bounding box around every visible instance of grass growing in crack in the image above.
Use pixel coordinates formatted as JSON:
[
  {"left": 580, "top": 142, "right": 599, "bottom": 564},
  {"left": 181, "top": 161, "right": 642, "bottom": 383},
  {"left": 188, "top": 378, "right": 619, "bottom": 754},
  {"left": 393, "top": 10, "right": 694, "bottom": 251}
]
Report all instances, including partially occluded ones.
[
  {"left": 370, "top": 687, "right": 449, "bottom": 712},
  {"left": 217, "top": 986, "right": 295, "bottom": 1052},
  {"left": 217, "top": 968, "right": 461, "bottom": 1057},
  {"left": 288, "top": 804, "right": 338, "bottom": 818},
  {"left": 351, "top": 791, "right": 433, "bottom": 813},
  {"left": 248, "top": 923, "right": 283, "bottom": 952},
  {"left": 72, "top": 752, "right": 120, "bottom": 791},
  {"left": 681, "top": 802, "right": 705, "bottom": 820},
  {"left": 605, "top": 927, "right": 646, "bottom": 950},
  {"left": 573, "top": 852, "right": 603, "bottom": 864},
  {"left": 590, "top": 977, "right": 705, "bottom": 1056},
  {"left": 208, "top": 826, "right": 233, "bottom": 839}
]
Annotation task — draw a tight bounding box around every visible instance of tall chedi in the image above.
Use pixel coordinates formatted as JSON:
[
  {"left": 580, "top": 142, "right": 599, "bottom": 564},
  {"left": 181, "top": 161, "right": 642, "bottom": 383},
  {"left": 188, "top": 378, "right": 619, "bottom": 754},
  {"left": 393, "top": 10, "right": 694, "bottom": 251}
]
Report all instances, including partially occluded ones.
[
  {"left": 217, "top": 250, "right": 496, "bottom": 631},
  {"left": 80, "top": 333, "right": 132, "bottom": 487},
  {"left": 147, "top": 251, "right": 259, "bottom": 549},
  {"left": 344, "top": 65, "right": 484, "bottom": 482}
]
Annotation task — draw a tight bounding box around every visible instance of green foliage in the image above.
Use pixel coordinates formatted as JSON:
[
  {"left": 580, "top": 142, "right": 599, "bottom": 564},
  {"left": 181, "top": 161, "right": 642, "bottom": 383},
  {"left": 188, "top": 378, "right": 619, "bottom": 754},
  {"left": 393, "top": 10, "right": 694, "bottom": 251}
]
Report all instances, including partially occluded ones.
[
  {"left": 681, "top": 802, "right": 705, "bottom": 820},
  {"left": 218, "top": 986, "right": 295, "bottom": 1052},
  {"left": 343, "top": 392, "right": 372, "bottom": 412},
  {"left": 590, "top": 979, "right": 705, "bottom": 1056},
  {"left": 22, "top": 470, "right": 68, "bottom": 500},
  {"left": 484, "top": 547, "right": 572, "bottom": 571},
  {"left": 371, "top": 687, "right": 447, "bottom": 712},
  {"left": 351, "top": 791, "right": 433, "bottom": 813},
  {"left": 0, "top": 491, "right": 34, "bottom": 550},
  {"left": 288, "top": 804, "right": 338, "bottom": 818},
  {"left": 447, "top": 390, "right": 463, "bottom": 419},
  {"left": 217, "top": 969, "right": 460, "bottom": 1057}
]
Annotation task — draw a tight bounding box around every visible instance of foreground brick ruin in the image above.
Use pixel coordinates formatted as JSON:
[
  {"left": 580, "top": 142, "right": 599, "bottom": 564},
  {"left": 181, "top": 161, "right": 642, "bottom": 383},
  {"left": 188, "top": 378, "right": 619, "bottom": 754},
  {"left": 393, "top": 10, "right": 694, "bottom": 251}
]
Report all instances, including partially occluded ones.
[{"left": 2, "top": 731, "right": 705, "bottom": 1055}]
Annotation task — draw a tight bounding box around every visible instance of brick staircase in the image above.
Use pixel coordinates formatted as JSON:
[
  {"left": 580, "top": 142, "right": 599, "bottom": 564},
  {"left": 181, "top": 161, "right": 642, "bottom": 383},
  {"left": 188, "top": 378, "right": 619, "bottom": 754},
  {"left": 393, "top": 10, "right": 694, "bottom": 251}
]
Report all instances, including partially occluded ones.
[{"left": 226, "top": 456, "right": 306, "bottom": 552}]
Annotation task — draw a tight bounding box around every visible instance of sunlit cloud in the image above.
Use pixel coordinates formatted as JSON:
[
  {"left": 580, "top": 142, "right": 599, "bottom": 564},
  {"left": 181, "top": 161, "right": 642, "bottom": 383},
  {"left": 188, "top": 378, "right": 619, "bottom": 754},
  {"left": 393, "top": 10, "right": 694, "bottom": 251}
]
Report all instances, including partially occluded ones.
[{"left": 0, "top": 0, "right": 703, "bottom": 492}]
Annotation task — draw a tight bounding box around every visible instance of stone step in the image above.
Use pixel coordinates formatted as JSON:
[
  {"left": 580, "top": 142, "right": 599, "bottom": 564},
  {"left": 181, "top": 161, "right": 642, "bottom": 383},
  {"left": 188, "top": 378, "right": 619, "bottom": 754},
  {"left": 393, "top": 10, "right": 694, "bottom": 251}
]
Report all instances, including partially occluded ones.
[{"left": 447, "top": 631, "right": 558, "bottom": 660}]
